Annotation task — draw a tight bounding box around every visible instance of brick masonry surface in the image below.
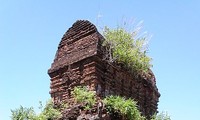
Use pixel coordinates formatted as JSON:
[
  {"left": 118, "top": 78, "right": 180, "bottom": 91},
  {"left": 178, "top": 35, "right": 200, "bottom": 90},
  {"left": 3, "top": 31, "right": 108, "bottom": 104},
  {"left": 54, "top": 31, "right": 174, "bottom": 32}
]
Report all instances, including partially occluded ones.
[{"left": 48, "top": 20, "right": 160, "bottom": 119}]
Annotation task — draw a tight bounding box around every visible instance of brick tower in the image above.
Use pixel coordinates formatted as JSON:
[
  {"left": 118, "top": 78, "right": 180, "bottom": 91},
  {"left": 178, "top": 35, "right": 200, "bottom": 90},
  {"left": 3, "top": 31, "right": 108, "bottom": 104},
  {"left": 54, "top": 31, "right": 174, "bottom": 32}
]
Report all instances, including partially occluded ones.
[{"left": 48, "top": 20, "right": 160, "bottom": 119}]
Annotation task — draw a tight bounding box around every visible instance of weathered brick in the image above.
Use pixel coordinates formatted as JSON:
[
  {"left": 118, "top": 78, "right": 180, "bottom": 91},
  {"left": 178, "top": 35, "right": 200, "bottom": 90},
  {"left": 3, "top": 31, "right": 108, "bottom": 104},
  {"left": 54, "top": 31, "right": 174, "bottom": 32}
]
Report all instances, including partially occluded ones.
[{"left": 48, "top": 20, "right": 160, "bottom": 119}]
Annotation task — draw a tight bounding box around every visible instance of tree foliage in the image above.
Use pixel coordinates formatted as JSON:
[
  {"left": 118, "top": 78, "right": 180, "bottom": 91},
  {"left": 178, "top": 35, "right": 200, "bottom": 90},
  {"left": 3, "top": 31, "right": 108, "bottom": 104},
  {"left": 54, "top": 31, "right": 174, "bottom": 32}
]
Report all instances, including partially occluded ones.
[
  {"left": 151, "top": 112, "right": 171, "bottom": 120},
  {"left": 35, "top": 100, "right": 62, "bottom": 120},
  {"left": 11, "top": 99, "right": 62, "bottom": 120},
  {"left": 11, "top": 106, "right": 35, "bottom": 120},
  {"left": 103, "top": 26, "right": 152, "bottom": 74}
]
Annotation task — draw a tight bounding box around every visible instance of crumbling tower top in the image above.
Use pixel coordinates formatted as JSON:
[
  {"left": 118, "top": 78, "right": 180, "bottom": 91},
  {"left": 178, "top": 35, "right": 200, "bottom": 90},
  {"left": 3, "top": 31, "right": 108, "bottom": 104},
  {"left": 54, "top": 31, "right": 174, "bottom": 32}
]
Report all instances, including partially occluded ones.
[{"left": 48, "top": 20, "right": 103, "bottom": 75}]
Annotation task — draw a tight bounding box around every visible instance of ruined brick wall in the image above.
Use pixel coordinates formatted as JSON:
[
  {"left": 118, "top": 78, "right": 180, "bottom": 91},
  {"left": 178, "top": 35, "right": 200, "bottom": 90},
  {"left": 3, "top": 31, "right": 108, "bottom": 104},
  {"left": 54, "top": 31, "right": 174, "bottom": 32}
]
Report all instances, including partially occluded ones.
[
  {"left": 48, "top": 20, "right": 103, "bottom": 104},
  {"left": 48, "top": 20, "right": 160, "bottom": 119},
  {"left": 94, "top": 59, "right": 160, "bottom": 118}
]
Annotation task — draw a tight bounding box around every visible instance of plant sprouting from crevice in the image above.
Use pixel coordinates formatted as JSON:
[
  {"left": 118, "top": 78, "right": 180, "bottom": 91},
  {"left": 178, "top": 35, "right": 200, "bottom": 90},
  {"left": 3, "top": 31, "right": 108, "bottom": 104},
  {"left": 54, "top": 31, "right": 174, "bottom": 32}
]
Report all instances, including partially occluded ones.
[
  {"left": 103, "top": 95, "right": 145, "bottom": 120},
  {"left": 102, "top": 24, "right": 152, "bottom": 75},
  {"left": 72, "top": 86, "right": 96, "bottom": 109}
]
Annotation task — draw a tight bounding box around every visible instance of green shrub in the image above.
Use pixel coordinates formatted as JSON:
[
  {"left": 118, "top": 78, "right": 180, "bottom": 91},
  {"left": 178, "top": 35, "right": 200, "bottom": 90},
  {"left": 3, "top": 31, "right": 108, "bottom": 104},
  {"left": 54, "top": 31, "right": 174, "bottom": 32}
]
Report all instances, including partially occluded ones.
[
  {"left": 72, "top": 86, "right": 96, "bottom": 109},
  {"left": 103, "top": 95, "right": 145, "bottom": 120},
  {"left": 103, "top": 27, "right": 152, "bottom": 74}
]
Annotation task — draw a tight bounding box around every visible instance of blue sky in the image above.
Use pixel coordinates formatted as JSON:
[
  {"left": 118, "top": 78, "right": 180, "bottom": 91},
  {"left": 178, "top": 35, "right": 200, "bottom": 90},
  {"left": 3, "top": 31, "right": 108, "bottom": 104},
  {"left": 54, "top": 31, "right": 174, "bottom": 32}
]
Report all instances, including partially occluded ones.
[{"left": 0, "top": 0, "right": 200, "bottom": 120}]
